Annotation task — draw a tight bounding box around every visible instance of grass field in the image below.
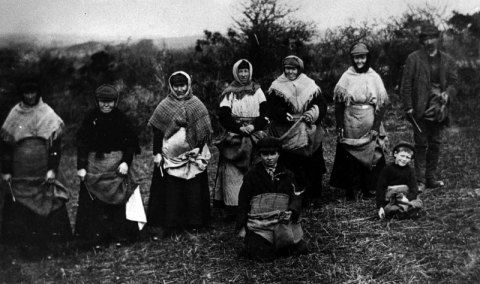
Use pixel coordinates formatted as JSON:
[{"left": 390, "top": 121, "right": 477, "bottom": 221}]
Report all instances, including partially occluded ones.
[{"left": 1, "top": 105, "right": 479, "bottom": 283}]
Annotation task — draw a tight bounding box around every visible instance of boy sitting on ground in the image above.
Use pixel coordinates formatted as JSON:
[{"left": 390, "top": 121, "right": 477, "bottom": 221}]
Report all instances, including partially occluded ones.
[
  {"left": 236, "top": 137, "right": 308, "bottom": 262},
  {"left": 376, "top": 141, "right": 423, "bottom": 219}
]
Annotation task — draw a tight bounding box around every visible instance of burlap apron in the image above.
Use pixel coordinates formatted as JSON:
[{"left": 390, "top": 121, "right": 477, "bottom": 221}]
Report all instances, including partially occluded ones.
[
  {"left": 247, "top": 193, "right": 303, "bottom": 248},
  {"left": 2, "top": 138, "right": 69, "bottom": 216},
  {"left": 340, "top": 104, "right": 386, "bottom": 167},
  {"left": 215, "top": 118, "right": 266, "bottom": 206},
  {"left": 269, "top": 115, "right": 323, "bottom": 157},
  {"left": 84, "top": 151, "right": 131, "bottom": 205},
  {"left": 218, "top": 117, "right": 266, "bottom": 169}
]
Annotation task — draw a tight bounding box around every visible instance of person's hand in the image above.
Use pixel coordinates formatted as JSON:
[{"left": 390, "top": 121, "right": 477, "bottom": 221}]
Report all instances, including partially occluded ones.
[
  {"left": 77, "top": 169, "right": 87, "bottom": 181},
  {"left": 280, "top": 210, "right": 292, "bottom": 223},
  {"left": 245, "top": 124, "right": 254, "bottom": 134},
  {"left": 46, "top": 170, "right": 56, "bottom": 183},
  {"left": 303, "top": 115, "right": 313, "bottom": 125},
  {"left": 440, "top": 92, "right": 449, "bottom": 104},
  {"left": 237, "top": 227, "right": 246, "bottom": 238},
  {"left": 336, "top": 128, "right": 344, "bottom": 140},
  {"left": 153, "top": 153, "right": 163, "bottom": 167},
  {"left": 117, "top": 162, "right": 128, "bottom": 175},
  {"left": 286, "top": 112, "right": 294, "bottom": 122},
  {"left": 1, "top": 173, "right": 12, "bottom": 183},
  {"left": 240, "top": 124, "right": 254, "bottom": 135},
  {"left": 378, "top": 207, "right": 385, "bottom": 219}
]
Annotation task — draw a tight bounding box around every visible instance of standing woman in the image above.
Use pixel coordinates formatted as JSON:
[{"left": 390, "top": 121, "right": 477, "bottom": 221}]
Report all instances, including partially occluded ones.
[
  {"left": 0, "top": 80, "right": 71, "bottom": 257},
  {"left": 75, "top": 84, "right": 140, "bottom": 248},
  {"left": 147, "top": 71, "right": 213, "bottom": 238},
  {"left": 330, "top": 43, "right": 389, "bottom": 200},
  {"left": 267, "top": 55, "right": 327, "bottom": 201},
  {"left": 214, "top": 59, "right": 269, "bottom": 219}
]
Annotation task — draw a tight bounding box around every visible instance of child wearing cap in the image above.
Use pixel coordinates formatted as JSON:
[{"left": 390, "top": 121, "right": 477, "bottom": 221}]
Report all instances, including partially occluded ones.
[
  {"left": 237, "top": 137, "right": 308, "bottom": 262},
  {"left": 376, "top": 141, "right": 423, "bottom": 219}
]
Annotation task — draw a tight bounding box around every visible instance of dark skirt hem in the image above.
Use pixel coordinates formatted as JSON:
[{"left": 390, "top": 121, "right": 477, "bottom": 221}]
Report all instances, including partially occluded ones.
[
  {"left": 330, "top": 143, "right": 385, "bottom": 193},
  {"left": 1, "top": 194, "right": 72, "bottom": 247},
  {"left": 147, "top": 168, "right": 210, "bottom": 229},
  {"left": 74, "top": 184, "right": 138, "bottom": 246}
]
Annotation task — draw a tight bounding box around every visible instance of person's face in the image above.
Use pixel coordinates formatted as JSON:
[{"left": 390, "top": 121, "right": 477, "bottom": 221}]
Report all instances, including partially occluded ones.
[
  {"left": 394, "top": 150, "right": 412, "bottom": 167},
  {"left": 423, "top": 36, "right": 439, "bottom": 55},
  {"left": 353, "top": 54, "right": 367, "bottom": 69},
  {"left": 284, "top": 66, "right": 299, "bottom": 81},
  {"left": 22, "top": 92, "right": 38, "bottom": 106},
  {"left": 237, "top": 68, "right": 250, "bottom": 85},
  {"left": 260, "top": 151, "right": 279, "bottom": 168},
  {"left": 98, "top": 100, "right": 115, "bottom": 113},
  {"left": 172, "top": 84, "right": 189, "bottom": 97}
]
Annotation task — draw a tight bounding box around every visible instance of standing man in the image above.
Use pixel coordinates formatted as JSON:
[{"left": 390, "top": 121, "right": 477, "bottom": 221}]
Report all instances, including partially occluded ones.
[{"left": 400, "top": 23, "right": 458, "bottom": 190}]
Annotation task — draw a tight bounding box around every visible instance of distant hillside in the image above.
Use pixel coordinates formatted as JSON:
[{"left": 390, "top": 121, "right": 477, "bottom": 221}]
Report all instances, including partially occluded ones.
[{"left": 0, "top": 33, "right": 201, "bottom": 50}]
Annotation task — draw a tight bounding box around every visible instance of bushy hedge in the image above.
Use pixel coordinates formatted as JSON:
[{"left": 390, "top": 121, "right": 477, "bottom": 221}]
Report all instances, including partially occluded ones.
[{"left": 1, "top": 7, "right": 479, "bottom": 148}]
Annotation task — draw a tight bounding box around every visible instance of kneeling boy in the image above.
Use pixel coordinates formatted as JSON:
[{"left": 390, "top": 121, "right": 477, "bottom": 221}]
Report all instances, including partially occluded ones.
[{"left": 237, "top": 137, "right": 307, "bottom": 262}]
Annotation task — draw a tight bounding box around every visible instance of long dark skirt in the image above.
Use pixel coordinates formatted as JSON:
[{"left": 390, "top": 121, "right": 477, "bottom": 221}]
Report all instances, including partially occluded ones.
[
  {"left": 1, "top": 194, "right": 72, "bottom": 247},
  {"left": 330, "top": 143, "right": 386, "bottom": 198},
  {"left": 74, "top": 184, "right": 138, "bottom": 246},
  {"left": 147, "top": 168, "right": 210, "bottom": 230},
  {"left": 279, "top": 144, "right": 326, "bottom": 199}
]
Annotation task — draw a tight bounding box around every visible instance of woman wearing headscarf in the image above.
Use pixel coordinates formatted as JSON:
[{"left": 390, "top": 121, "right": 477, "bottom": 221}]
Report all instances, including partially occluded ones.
[
  {"left": 214, "top": 59, "right": 269, "bottom": 219},
  {"left": 0, "top": 80, "right": 71, "bottom": 257},
  {"left": 330, "top": 43, "right": 389, "bottom": 201},
  {"left": 147, "top": 71, "right": 213, "bottom": 238},
  {"left": 74, "top": 84, "right": 141, "bottom": 249},
  {"left": 267, "top": 55, "right": 327, "bottom": 202}
]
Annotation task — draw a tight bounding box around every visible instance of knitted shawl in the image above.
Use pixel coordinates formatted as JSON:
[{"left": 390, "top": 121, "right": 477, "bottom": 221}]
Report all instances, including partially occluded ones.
[
  {"left": 149, "top": 71, "right": 212, "bottom": 148},
  {"left": 333, "top": 67, "right": 388, "bottom": 110},
  {"left": 268, "top": 73, "right": 321, "bottom": 114},
  {"left": 1, "top": 98, "right": 64, "bottom": 146}
]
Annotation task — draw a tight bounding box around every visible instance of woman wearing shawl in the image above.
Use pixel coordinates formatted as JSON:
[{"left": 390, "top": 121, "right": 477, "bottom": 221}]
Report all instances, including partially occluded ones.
[
  {"left": 267, "top": 55, "right": 327, "bottom": 202},
  {"left": 214, "top": 59, "right": 269, "bottom": 219},
  {"left": 0, "top": 81, "right": 71, "bottom": 257},
  {"left": 330, "top": 43, "right": 389, "bottom": 201},
  {"left": 74, "top": 84, "right": 141, "bottom": 249},
  {"left": 147, "top": 71, "right": 213, "bottom": 238}
]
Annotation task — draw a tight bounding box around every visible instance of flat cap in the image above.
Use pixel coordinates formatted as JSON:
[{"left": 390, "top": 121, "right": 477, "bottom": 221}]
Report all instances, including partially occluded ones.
[
  {"left": 257, "top": 137, "right": 282, "bottom": 153},
  {"left": 95, "top": 84, "right": 118, "bottom": 101},
  {"left": 392, "top": 141, "right": 415, "bottom": 154},
  {"left": 350, "top": 43, "right": 369, "bottom": 55}
]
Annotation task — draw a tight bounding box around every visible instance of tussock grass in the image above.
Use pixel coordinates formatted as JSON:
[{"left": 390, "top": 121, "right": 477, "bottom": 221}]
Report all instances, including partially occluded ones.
[{"left": 1, "top": 105, "right": 480, "bottom": 283}]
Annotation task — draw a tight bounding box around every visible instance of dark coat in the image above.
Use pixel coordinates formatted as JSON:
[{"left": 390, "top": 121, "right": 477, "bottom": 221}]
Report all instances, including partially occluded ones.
[
  {"left": 76, "top": 108, "right": 140, "bottom": 169},
  {"left": 237, "top": 162, "right": 301, "bottom": 229},
  {"left": 400, "top": 47, "right": 458, "bottom": 122}
]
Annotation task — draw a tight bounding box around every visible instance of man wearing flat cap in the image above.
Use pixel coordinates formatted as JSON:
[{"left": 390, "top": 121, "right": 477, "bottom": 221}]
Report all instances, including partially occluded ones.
[{"left": 400, "top": 23, "right": 458, "bottom": 190}]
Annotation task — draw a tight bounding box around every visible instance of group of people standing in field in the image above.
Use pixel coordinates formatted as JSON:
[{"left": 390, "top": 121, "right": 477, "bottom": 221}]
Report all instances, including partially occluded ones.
[{"left": 0, "top": 23, "right": 457, "bottom": 262}]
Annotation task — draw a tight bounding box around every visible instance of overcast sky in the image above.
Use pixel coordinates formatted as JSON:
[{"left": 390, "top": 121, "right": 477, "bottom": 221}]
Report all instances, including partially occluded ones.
[{"left": 0, "top": 0, "right": 478, "bottom": 39}]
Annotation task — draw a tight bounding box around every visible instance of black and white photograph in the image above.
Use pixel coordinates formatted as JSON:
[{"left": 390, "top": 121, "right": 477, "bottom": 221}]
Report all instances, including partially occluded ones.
[{"left": 0, "top": 0, "right": 479, "bottom": 282}]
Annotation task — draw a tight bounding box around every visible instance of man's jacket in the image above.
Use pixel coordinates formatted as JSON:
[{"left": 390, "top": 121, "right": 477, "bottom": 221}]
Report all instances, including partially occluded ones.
[{"left": 400, "top": 47, "right": 458, "bottom": 122}]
